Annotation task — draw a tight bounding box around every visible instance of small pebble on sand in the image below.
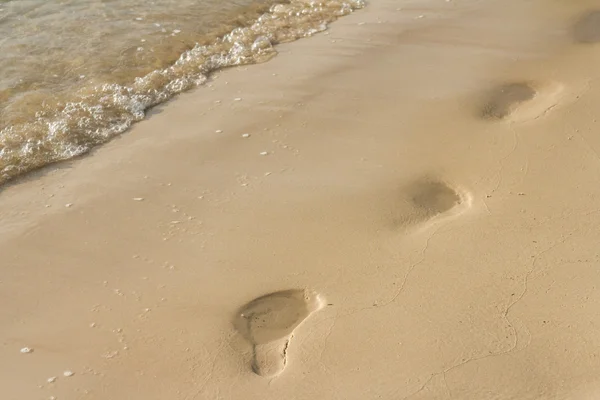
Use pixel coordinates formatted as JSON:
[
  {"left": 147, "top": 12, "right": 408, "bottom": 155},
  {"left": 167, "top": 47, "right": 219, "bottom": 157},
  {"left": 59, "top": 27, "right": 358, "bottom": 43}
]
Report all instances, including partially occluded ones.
[
  {"left": 234, "top": 97, "right": 242, "bottom": 101},
  {"left": 65, "top": 203, "right": 73, "bottom": 208},
  {"left": 63, "top": 370, "right": 74, "bottom": 377},
  {"left": 260, "top": 151, "right": 269, "bottom": 156},
  {"left": 133, "top": 197, "right": 144, "bottom": 201},
  {"left": 47, "top": 377, "right": 57, "bottom": 383},
  {"left": 215, "top": 130, "right": 223, "bottom": 133},
  {"left": 20, "top": 347, "right": 33, "bottom": 354},
  {"left": 242, "top": 133, "right": 251, "bottom": 138}
]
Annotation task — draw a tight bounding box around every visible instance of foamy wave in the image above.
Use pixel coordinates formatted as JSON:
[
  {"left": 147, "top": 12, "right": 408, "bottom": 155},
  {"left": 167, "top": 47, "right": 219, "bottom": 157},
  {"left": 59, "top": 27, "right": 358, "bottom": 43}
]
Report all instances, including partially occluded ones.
[{"left": 0, "top": 0, "right": 364, "bottom": 185}]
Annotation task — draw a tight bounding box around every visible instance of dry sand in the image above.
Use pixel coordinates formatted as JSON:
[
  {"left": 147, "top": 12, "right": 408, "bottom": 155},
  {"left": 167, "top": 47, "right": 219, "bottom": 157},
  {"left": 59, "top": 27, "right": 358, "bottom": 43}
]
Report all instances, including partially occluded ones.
[{"left": 2, "top": 0, "right": 600, "bottom": 399}]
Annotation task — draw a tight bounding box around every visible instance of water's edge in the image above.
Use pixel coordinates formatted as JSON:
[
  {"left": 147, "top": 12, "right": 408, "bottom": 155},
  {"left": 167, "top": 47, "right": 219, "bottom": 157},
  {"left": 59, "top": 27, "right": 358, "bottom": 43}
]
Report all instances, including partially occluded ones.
[{"left": 0, "top": 0, "right": 365, "bottom": 186}]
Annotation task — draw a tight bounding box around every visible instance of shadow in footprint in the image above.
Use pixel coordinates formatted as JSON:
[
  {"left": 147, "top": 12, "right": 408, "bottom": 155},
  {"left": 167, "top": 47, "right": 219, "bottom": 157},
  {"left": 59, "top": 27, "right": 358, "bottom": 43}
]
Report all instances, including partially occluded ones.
[
  {"left": 392, "top": 178, "right": 469, "bottom": 228},
  {"left": 573, "top": 10, "right": 600, "bottom": 44},
  {"left": 409, "top": 180, "right": 462, "bottom": 216},
  {"left": 479, "top": 81, "right": 564, "bottom": 123},
  {"left": 234, "top": 289, "right": 325, "bottom": 377},
  {"left": 481, "top": 83, "right": 536, "bottom": 120}
]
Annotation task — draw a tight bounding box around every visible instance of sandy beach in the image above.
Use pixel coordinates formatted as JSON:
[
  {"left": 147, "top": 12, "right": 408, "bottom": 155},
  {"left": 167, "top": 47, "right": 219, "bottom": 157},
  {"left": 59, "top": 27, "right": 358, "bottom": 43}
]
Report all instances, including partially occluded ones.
[{"left": 2, "top": 0, "right": 600, "bottom": 399}]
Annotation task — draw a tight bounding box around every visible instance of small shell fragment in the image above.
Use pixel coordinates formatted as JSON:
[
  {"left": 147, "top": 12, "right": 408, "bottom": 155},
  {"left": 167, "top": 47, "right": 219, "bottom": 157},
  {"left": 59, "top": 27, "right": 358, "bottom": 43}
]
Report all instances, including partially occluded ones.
[
  {"left": 132, "top": 197, "right": 144, "bottom": 201},
  {"left": 260, "top": 151, "right": 269, "bottom": 156},
  {"left": 65, "top": 203, "right": 73, "bottom": 208},
  {"left": 241, "top": 133, "right": 250, "bottom": 138},
  {"left": 102, "top": 350, "right": 119, "bottom": 359},
  {"left": 47, "top": 377, "right": 57, "bottom": 383},
  {"left": 20, "top": 347, "right": 33, "bottom": 354},
  {"left": 234, "top": 97, "right": 242, "bottom": 101},
  {"left": 63, "top": 370, "right": 74, "bottom": 377}
]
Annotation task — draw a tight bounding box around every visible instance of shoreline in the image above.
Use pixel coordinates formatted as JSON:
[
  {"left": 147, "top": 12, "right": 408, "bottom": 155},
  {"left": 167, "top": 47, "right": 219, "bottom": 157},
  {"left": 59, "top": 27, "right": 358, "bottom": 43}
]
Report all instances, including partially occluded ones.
[
  {"left": 0, "top": 0, "right": 366, "bottom": 187},
  {"left": 3, "top": 1, "right": 600, "bottom": 399}
]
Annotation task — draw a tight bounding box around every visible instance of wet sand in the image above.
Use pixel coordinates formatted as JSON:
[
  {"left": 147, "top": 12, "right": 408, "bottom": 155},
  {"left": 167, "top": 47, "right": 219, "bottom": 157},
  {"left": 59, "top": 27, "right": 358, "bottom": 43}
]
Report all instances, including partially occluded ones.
[{"left": 2, "top": 0, "right": 600, "bottom": 399}]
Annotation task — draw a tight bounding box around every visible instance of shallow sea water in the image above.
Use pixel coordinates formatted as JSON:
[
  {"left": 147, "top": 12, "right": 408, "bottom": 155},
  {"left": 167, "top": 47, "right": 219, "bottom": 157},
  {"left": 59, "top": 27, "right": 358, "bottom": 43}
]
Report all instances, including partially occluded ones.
[{"left": 0, "top": 0, "right": 364, "bottom": 184}]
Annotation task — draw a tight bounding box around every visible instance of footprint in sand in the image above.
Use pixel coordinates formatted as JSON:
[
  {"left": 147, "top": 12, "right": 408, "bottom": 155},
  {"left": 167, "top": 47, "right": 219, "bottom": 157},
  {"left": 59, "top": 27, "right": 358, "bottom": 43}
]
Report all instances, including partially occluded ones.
[
  {"left": 234, "top": 289, "right": 325, "bottom": 377},
  {"left": 480, "top": 81, "right": 564, "bottom": 122},
  {"left": 573, "top": 10, "right": 600, "bottom": 44},
  {"left": 393, "top": 178, "right": 470, "bottom": 228}
]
